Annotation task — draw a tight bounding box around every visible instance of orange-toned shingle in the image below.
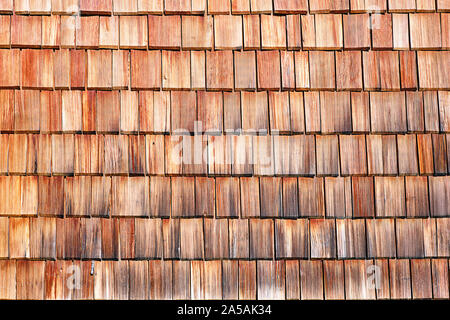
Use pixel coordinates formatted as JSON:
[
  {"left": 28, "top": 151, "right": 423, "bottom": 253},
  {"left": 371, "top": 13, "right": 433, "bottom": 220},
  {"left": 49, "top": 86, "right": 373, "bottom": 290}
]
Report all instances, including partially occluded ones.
[
  {"left": 400, "top": 51, "right": 418, "bottom": 90},
  {"left": 298, "top": 178, "right": 325, "bottom": 217},
  {"left": 113, "top": 0, "right": 137, "bottom": 14},
  {"left": 269, "top": 92, "right": 290, "bottom": 134},
  {"left": 0, "top": 90, "right": 14, "bottom": 131},
  {"left": 363, "top": 51, "right": 400, "bottom": 90},
  {"left": 375, "top": 177, "right": 406, "bottom": 217},
  {"left": 60, "top": 16, "right": 75, "bottom": 48},
  {"left": 301, "top": 15, "right": 315, "bottom": 49},
  {"left": 191, "top": 51, "right": 205, "bottom": 90},
  {"left": 234, "top": 51, "right": 256, "bottom": 90},
  {"left": 340, "top": 135, "right": 367, "bottom": 175},
  {"left": 232, "top": 0, "right": 250, "bottom": 13},
  {"left": 438, "top": 91, "right": 450, "bottom": 132},
  {"left": 165, "top": 0, "right": 191, "bottom": 13},
  {"left": 208, "top": 0, "right": 230, "bottom": 13},
  {"left": 214, "top": 15, "right": 242, "bottom": 50},
  {"left": 148, "top": 16, "right": 181, "bottom": 49},
  {"left": 54, "top": 50, "right": 70, "bottom": 89},
  {"left": 112, "top": 50, "right": 129, "bottom": 89},
  {"left": 343, "top": 13, "right": 370, "bottom": 49},
  {"left": 417, "top": 51, "right": 450, "bottom": 89},
  {"left": 261, "top": 15, "right": 286, "bottom": 49},
  {"left": 388, "top": 0, "right": 416, "bottom": 12},
  {"left": 442, "top": 13, "right": 450, "bottom": 49},
  {"left": 52, "top": 0, "right": 79, "bottom": 14},
  {"left": 40, "top": 91, "right": 62, "bottom": 133},
  {"left": 405, "top": 176, "right": 430, "bottom": 217},
  {"left": 243, "top": 15, "right": 260, "bottom": 49},
  {"left": 320, "top": 92, "right": 352, "bottom": 133},
  {"left": 406, "top": 92, "right": 424, "bottom": 131},
  {"left": 38, "top": 176, "right": 64, "bottom": 216},
  {"left": 0, "top": 0, "right": 12, "bottom": 13},
  {"left": 366, "top": 135, "right": 398, "bottom": 175},
  {"left": 64, "top": 177, "right": 91, "bottom": 217},
  {"left": 42, "top": 16, "right": 60, "bottom": 48},
  {"left": 370, "top": 92, "right": 407, "bottom": 132},
  {"left": 397, "top": 134, "right": 419, "bottom": 175},
  {"left": 289, "top": 92, "right": 305, "bottom": 133},
  {"left": 171, "top": 91, "right": 196, "bottom": 134},
  {"left": 162, "top": 51, "right": 190, "bottom": 90},
  {"left": 97, "top": 91, "right": 119, "bottom": 133},
  {"left": 70, "top": 50, "right": 86, "bottom": 89},
  {"left": 182, "top": 16, "right": 213, "bottom": 49},
  {"left": 241, "top": 91, "right": 268, "bottom": 134},
  {"left": 392, "top": 14, "right": 409, "bottom": 49},
  {"left": 119, "top": 16, "right": 148, "bottom": 49},
  {"left": 74, "top": 135, "right": 104, "bottom": 174},
  {"left": 61, "top": 90, "right": 82, "bottom": 133},
  {"left": 429, "top": 176, "right": 450, "bottom": 217},
  {"left": 197, "top": 91, "right": 223, "bottom": 134},
  {"left": 8, "top": 134, "right": 27, "bottom": 174},
  {"left": 207, "top": 51, "right": 233, "bottom": 90},
  {"left": 14, "top": 90, "right": 40, "bottom": 132},
  {"left": 371, "top": 14, "right": 393, "bottom": 49},
  {"left": 11, "top": 15, "right": 41, "bottom": 47},
  {"left": 315, "top": 14, "right": 343, "bottom": 49},
  {"left": 137, "top": 0, "right": 163, "bottom": 13},
  {"left": 286, "top": 15, "right": 301, "bottom": 49},
  {"left": 99, "top": 16, "right": 119, "bottom": 49},
  {"left": 79, "top": 0, "right": 112, "bottom": 15},
  {"left": 352, "top": 177, "right": 375, "bottom": 217},
  {"left": 0, "top": 16, "right": 9, "bottom": 47},
  {"left": 145, "top": 135, "right": 165, "bottom": 175},
  {"left": 76, "top": 16, "right": 99, "bottom": 49},
  {"left": 257, "top": 51, "right": 280, "bottom": 90},
  {"left": 51, "top": 134, "right": 74, "bottom": 175},
  {"left": 410, "top": 13, "right": 442, "bottom": 49},
  {"left": 131, "top": 50, "right": 161, "bottom": 89},
  {"left": 21, "top": 49, "right": 54, "bottom": 89},
  {"left": 274, "top": 0, "right": 307, "bottom": 13},
  {"left": 417, "top": 133, "right": 434, "bottom": 174},
  {"left": 87, "top": 50, "right": 112, "bottom": 89},
  {"left": 120, "top": 91, "right": 139, "bottom": 133},
  {"left": 310, "top": 51, "right": 335, "bottom": 90},
  {"left": 294, "top": 51, "right": 309, "bottom": 90},
  {"left": 224, "top": 92, "right": 241, "bottom": 132},
  {"left": 104, "top": 135, "right": 128, "bottom": 175},
  {"left": 250, "top": 219, "right": 274, "bottom": 259},
  {"left": 281, "top": 51, "right": 295, "bottom": 90},
  {"left": 139, "top": 91, "right": 170, "bottom": 134},
  {"left": 304, "top": 92, "right": 320, "bottom": 133},
  {"left": 336, "top": 51, "right": 362, "bottom": 90},
  {"left": 250, "top": 0, "right": 272, "bottom": 13}
]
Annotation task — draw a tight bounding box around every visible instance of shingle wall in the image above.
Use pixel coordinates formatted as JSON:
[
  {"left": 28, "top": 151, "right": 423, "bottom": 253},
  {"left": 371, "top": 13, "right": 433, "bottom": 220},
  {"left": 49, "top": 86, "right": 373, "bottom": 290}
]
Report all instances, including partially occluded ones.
[{"left": 0, "top": 0, "right": 449, "bottom": 300}]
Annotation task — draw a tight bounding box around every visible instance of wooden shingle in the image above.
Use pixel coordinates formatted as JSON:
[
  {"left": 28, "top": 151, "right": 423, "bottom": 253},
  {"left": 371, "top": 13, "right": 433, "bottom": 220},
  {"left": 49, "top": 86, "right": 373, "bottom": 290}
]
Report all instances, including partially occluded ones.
[
  {"left": 260, "top": 177, "right": 282, "bottom": 217},
  {"left": 214, "top": 15, "right": 242, "bottom": 50},
  {"left": 370, "top": 92, "right": 407, "bottom": 133},
  {"left": 429, "top": 176, "right": 450, "bottom": 217},
  {"left": 171, "top": 177, "right": 195, "bottom": 217},
  {"left": 286, "top": 15, "right": 301, "bottom": 49},
  {"left": 344, "top": 260, "right": 376, "bottom": 300},
  {"left": 131, "top": 50, "right": 161, "bottom": 90},
  {"left": 257, "top": 261, "right": 285, "bottom": 300},
  {"left": 216, "top": 177, "right": 240, "bottom": 218},
  {"left": 410, "top": 13, "right": 441, "bottom": 49},
  {"left": 111, "top": 177, "right": 149, "bottom": 217},
  {"left": 300, "top": 261, "right": 323, "bottom": 300},
  {"left": 397, "top": 134, "right": 419, "bottom": 175},
  {"left": 336, "top": 51, "right": 362, "bottom": 90},
  {"left": 392, "top": 14, "right": 409, "bottom": 49},
  {"left": 315, "top": 14, "right": 343, "bottom": 49},
  {"left": 389, "top": 259, "right": 411, "bottom": 299},
  {"left": 310, "top": 219, "right": 336, "bottom": 259},
  {"left": 366, "top": 135, "right": 398, "bottom": 175},
  {"left": 76, "top": 16, "right": 99, "bottom": 49},
  {"left": 257, "top": 51, "right": 280, "bottom": 90},
  {"left": 275, "top": 219, "right": 309, "bottom": 258},
  {"left": 87, "top": 50, "right": 112, "bottom": 89},
  {"left": 180, "top": 218, "right": 204, "bottom": 260},
  {"left": 340, "top": 135, "right": 367, "bottom": 176},
  {"left": 249, "top": 219, "right": 274, "bottom": 259},
  {"left": 375, "top": 177, "right": 406, "bottom": 217},
  {"left": 229, "top": 219, "right": 249, "bottom": 260},
  {"left": 204, "top": 219, "right": 229, "bottom": 259},
  {"left": 182, "top": 16, "right": 213, "bottom": 49},
  {"left": 363, "top": 51, "right": 400, "bottom": 90},
  {"left": 99, "top": 16, "right": 119, "bottom": 49},
  {"left": 371, "top": 14, "right": 392, "bottom": 49},
  {"left": 343, "top": 14, "right": 370, "bottom": 49},
  {"left": 239, "top": 261, "right": 256, "bottom": 299},
  {"left": 234, "top": 51, "right": 256, "bottom": 90},
  {"left": 309, "top": 51, "right": 335, "bottom": 90},
  {"left": 261, "top": 15, "right": 286, "bottom": 49},
  {"left": 139, "top": 91, "right": 171, "bottom": 134},
  {"left": 11, "top": 15, "right": 41, "bottom": 48},
  {"left": 243, "top": 15, "right": 260, "bottom": 49},
  {"left": 21, "top": 49, "right": 54, "bottom": 89},
  {"left": 417, "top": 51, "right": 450, "bottom": 89},
  {"left": 352, "top": 177, "right": 375, "bottom": 217},
  {"left": 241, "top": 91, "right": 268, "bottom": 134},
  {"left": 282, "top": 177, "right": 299, "bottom": 218},
  {"left": 336, "top": 219, "right": 366, "bottom": 259},
  {"left": 323, "top": 260, "right": 345, "bottom": 300},
  {"left": 320, "top": 92, "right": 352, "bottom": 133},
  {"left": 207, "top": 51, "right": 233, "bottom": 90},
  {"left": 298, "top": 177, "right": 325, "bottom": 217},
  {"left": 366, "top": 218, "right": 396, "bottom": 258},
  {"left": 325, "top": 177, "right": 352, "bottom": 218}
]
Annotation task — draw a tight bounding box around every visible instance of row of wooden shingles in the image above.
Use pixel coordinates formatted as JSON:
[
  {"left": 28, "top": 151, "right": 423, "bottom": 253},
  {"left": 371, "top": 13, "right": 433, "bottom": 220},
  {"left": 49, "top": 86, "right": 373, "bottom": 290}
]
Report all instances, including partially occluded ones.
[
  {"left": 0, "top": 13, "right": 449, "bottom": 50},
  {"left": 0, "top": 258, "right": 449, "bottom": 300},
  {"left": 1, "top": 90, "right": 449, "bottom": 134},
  {"left": 3, "top": 0, "right": 450, "bottom": 15},
  {"left": 0, "top": 216, "right": 449, "bottom": 260},
  {"left": 0, "top": 175, "right": 448, "bottom": 218},
  {"left": 0, "top": 132, "right": 449, "bottom": 176}
]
